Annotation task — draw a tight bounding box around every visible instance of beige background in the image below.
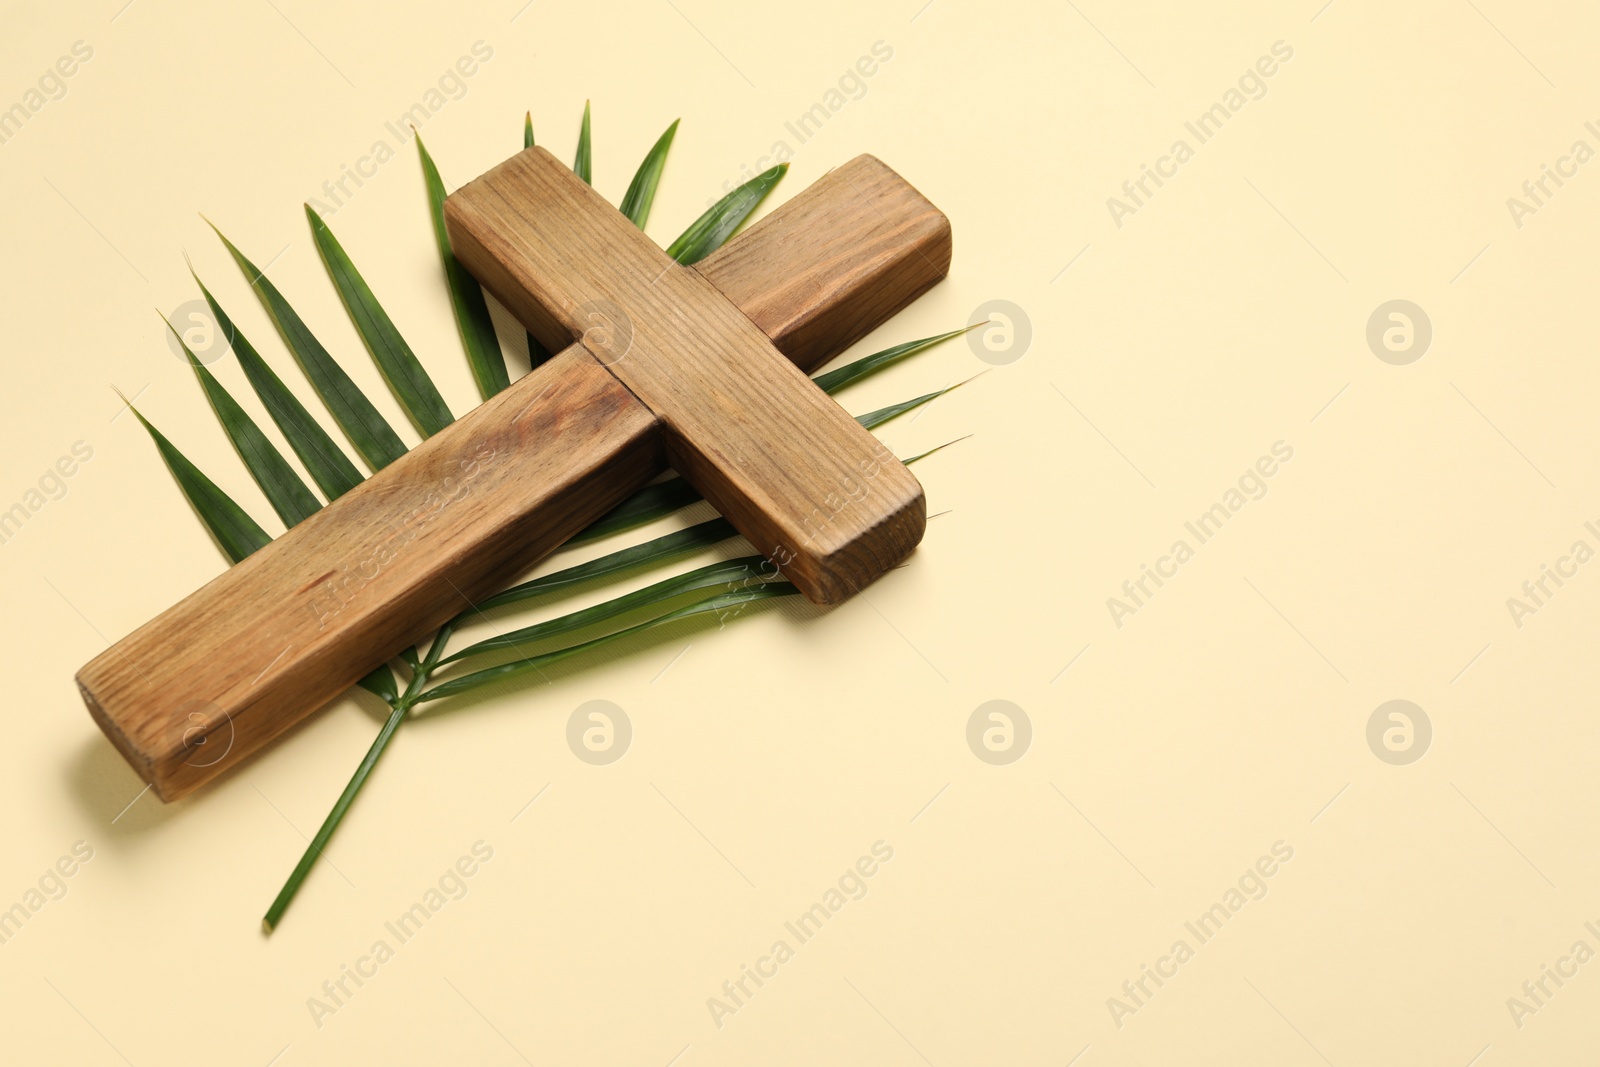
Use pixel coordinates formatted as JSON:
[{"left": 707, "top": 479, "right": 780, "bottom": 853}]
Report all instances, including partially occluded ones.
[{"left": 2, "top": 0, "right": 1597, "bottom": 1062}]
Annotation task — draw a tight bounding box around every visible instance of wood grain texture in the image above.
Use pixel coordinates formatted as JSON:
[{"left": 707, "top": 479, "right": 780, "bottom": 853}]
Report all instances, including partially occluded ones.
[
  {"left": 694, "top": 154, "right": 952, "bottom": 373},
  {"left": 444, "top": 146, "right": 927, "bottom": 605},
  {"left": 78, "top": 346, "right": 663, "bottom": 800}
]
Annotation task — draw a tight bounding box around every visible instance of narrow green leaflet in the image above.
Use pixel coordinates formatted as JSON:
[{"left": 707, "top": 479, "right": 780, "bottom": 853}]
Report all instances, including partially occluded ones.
[
  {"left": 416, "top": 134, "right": 508, "bottom": 400},
  {"left": 478, "top": 517, "right": 737, "bottom": 611},
  {"left": 619, "top": 119, "right": 678, "bottom": 229},
  {"left": 126, "top": 404, "right": 269, "bottom": 564},
  {"left": 358, "top": 666, "right": 399, "bottom": 703},
  {"left": 903, "top": 436, "right": 969, "bottom": 465},
  {"left": 306, "top": 206, "right": 455, "bottom": 437},
  {"left": 262, "top": 701, "right": 404, "bottom": 933},
  {"left": 193, "top": 275, "right": 365, "bottom": 500},
  {"left": 129, "top": 393, "right": 399, "bottom": 707},
  {"left": 857, "top": 380, "right": 971, "bottom": 429},
  {"left": 168, "top": 319, "right": 320, "bottom": 527},
  {"left": 207, "top": 224, "right": 407, "bottom": 472},
  {"left": 416, "top": 582, "right": 800, "bottom": 705},
  {"left": 573, "top": 100, "right": 592, "bottom": 184},
  {"left": 442, "top": 555, "right": 771, "bottom": 665},
  {"left": 523, "top": 111, "right": 552, "bottom": 369},
  {"left": 811, "top": 326, "right": 975, "bottom": 394},
  {"left": 264, "top": 624, "right": 448, "bottom": 930},
  {"left": 666, "top": 163, "right": 786, "bottom": 265}
]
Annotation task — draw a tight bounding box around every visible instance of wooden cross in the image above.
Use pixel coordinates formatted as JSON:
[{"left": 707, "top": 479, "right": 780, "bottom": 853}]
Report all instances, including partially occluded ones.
[{"left": 78, "top": 147, "right": 951, "bottom": 800}]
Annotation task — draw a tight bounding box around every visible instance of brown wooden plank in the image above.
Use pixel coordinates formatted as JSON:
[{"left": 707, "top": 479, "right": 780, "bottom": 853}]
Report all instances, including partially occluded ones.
[
  {"left": 694, "top": 154, "right": 952, "bottom": 372},
  {"left": 445, "top": 146, "right": 927, "bottom": 605},
  {"left": 78, "top": 346, "right": 663, "bottom": 800}
]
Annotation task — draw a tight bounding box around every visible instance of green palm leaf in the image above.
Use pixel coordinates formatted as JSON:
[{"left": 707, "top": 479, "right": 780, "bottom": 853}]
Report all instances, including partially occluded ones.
[
  {"left": 667, "top": 163, "right": 786, "bottom": 265},
  {"left": 812, "top": 325, "right": 977, "bottom": 393},
  {"left": 358, "top": 665, "right": 399, "bottom": 703},
  {"left": 263, "top": 623, "right": 450, "bottom": 931},
  {"left": 262, "top": 701, "right": 404, "bottom": 933},
  {"left": 305, "top": 206, "right": 455, "bottom": 437},
  {"left": 125, "top": 402, "right": 270, "bottom": 563},
  {"left": 417, "top": 582, "right": 799, "bottom": 705},
  {"left": 192, "top": 274, "right": 365, "bottom": 500},
  {"left": 442, "top": 555, "right": 769, "bottom": 665},
  {"left": 128, "top": 392, "right": 399, "bottom": 708},
  {"left": 573, "top": 100, "right": 592, "bottom": 184},
  {"left": 206, "top": 224, "right": 408, "bottom": 473},
  {"left": 478, "top": 516, "right": 737, "bottom": 611},
  {"left": 903, "top": 436, "right": 969, "bottom": 465},
  {"left": 208, "top": 105, "right": 973, "bottom": 932},
  {"left": 166, "top": 318, "right": 320, "bottom": 527},
  {"left": 523, "top": 112, "right": 552, "bottom": 368},
  {"left": 817, "top": 328, "right": 968, "bottom": 396},
  {"left": 417, "top": 134, "right": 509, "bottom": 400},
  {"left": 856, "top": 379, "right": 972, "bottom": 429},
  {"left": 619, "top": 119, "right": 678, "bottom": 229}
]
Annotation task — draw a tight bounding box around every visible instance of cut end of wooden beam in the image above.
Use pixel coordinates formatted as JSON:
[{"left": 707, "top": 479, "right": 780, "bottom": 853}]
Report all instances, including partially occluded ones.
[{"left": 694, "top": 154, "right": 953, "bottom": 373}]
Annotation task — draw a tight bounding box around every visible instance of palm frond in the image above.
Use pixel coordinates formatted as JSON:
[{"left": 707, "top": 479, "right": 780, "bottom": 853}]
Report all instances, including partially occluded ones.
[
  {"left": 416, "top": 582, "right": 800, "bottom": 705},
  {"left": 417, "top": 133, "right": 509, "bottom": 400},
  {"left": 812, "top": 325, "right": 978, "bottom": 393},
  {"left": 126, "top": 401, "right": 270, "bottom": 563},
  {"left": 167, "top": 317, "right": 321, "bottom": 527},
  {"left": 573, "top": 100, "right": 592, "bottom": 184},
  {"left": 191, "top": 272, "right": 365, "bottom": 500},
  {"left": 667, "top": 163, "right": 786, "bottom": 265},
  {"left": 441, "top": 555, "right": 771, "bottom": 666},
  {"left": 523, "top": 112, "right": 553, "bottom": 367},
  {"left": 306, "top": 206, "right": 455, "bottom": 436},
  {"left": 206, "top": 223, "right": 408, "bottom": 472},
  {"left": 131, "top": 104, "right": 970, "bottom": 932},
  {"left": 478, "top": 517, "right": 737, "bottom": 612},
  {"left": 619, "top": 119, "right": 678, "bottom": 229}
]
